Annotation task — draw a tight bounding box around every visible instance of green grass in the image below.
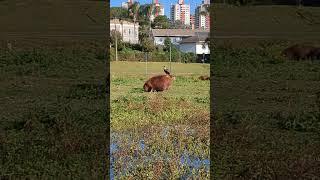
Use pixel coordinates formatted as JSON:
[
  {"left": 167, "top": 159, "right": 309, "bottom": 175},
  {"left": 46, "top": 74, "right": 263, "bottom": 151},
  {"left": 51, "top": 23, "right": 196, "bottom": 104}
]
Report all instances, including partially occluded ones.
[
  {"left": 213, "top": 4, "right": 320, "bottom": 39},
  {"left": 212, "top": 5, "right": 320, "bottom": 178},
  {"left": 212, "top": 39, "right": 320, "bottom": 179},
  {"left": 0, "top": 40, "right": 107, "bottom": 178},
  {"left": 0, "top": 1, "right": 105, "bottom": 40},
  {"left": 110, "top": 61, "right": 210, "bottom": 179}
]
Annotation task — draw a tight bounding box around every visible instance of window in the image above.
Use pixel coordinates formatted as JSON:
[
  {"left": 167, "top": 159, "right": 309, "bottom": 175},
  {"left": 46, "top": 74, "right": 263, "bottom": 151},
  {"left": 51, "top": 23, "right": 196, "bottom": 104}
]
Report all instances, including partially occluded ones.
[{"left": 129, "top": 29, "right": 131, "bottom": 35}]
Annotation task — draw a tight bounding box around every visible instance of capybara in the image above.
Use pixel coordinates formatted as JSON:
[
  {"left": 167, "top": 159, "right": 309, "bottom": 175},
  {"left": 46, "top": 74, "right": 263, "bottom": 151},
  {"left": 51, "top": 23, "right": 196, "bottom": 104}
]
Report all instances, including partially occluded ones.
[
  {"left": 199, "top": 75, "right": 210, "bottom": 80},
  {"left": 143, "top": 67, "right": 175, "bottom": 92},
  {"left": 282, "top": 44, "right": 317, "bottom": 60}
]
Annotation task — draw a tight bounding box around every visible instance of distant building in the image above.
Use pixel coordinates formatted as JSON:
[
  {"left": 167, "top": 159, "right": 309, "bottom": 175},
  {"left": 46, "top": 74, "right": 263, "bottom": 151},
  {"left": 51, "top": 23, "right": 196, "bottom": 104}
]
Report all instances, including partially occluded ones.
[
  {"left": 203, "top": 0, "right": 210, "bottom": 4},
  {"left": 121, "top": 0, "right": 133, "bottom": 9},
  {"left": 170, "top": 0, "right": 190, "bottom": 26},
  {"left": 195, "top": 0, "right": 210, "bottom": 30},
  {"left": 151, "top": 29, "right": 209, "bottom": 46},
  {"left": 150, "top": 0, "right": 165, "bottom": 22},
  {"left": 110, "top": 19, "right": 139, "bottom": 44},
  {"left": 190, "top": 15, "right": 195, "bottom": 30},
  {"left": 179, "top": 32, "right": 210, "bottom": 62}
]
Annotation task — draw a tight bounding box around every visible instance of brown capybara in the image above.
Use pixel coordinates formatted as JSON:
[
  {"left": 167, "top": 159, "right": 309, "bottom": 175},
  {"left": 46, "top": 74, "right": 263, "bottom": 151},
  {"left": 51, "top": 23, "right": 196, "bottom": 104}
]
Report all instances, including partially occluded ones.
[
  {"left": 199, "top": 75, "right": 210, "bottom": 80},
  {"left": 281, "top": 44, "right": 317, "bottom": 61},
  {"left": 143, "top": 67, "right": 175, "bottom": 92}
]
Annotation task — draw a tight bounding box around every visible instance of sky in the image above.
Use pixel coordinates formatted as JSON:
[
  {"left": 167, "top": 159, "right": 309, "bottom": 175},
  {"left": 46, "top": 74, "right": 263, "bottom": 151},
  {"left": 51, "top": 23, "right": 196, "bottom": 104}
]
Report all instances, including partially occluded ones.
[{"left": 110, "top": 0, "right": 205, "bottom": 17}]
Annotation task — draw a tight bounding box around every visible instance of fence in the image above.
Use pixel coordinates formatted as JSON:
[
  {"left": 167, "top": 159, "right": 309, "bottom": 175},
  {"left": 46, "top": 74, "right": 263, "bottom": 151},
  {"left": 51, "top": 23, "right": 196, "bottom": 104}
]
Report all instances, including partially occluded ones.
[{"left": 110, "top": 48, "right": 199, "bottom": 63}]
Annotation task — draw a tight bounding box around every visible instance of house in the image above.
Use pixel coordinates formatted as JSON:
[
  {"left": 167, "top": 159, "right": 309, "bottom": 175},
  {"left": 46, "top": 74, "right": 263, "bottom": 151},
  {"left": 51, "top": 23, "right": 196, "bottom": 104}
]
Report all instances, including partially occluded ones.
[
  {"left": 110, "top": 19, "right": 139, "bottom": 44},
  {"left": 179, "top": 32, "right": 210, "bottom": 62},
  {"left": 151, "top": 29, "right": 209, "bottom": 46}
]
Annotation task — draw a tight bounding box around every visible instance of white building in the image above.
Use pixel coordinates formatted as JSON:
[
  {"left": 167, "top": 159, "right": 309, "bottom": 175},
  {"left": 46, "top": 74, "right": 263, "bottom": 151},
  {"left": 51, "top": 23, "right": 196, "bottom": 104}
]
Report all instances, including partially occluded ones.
[
  {"left": 195, "top": 0, "right": 210, "bottom": 30},
  {"left": 121, "top": 0, "right": 133, "bottom": 9},
  {"left": 170, "top": 0, "right": 190, "bottom": 26},
  {"left": 152, "top": 29, "right": 209, "bottom": 46},
  {"left": 110, "top": 19, "right": 139, "bottom": 44},
  {"left": 179, "top": 32, "right": 210, "bottom": 62}
]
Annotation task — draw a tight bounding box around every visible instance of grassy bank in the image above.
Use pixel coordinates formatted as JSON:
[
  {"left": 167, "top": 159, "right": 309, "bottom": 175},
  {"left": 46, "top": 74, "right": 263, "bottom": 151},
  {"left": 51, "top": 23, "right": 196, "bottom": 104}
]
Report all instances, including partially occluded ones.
[
  {"left": 0, "top": 40, "right": 107, "bottom": 178},
  {"left": 110, "top": 61, "right": 210, "bottom": 178},
  {"left": 212, "top": 39, "right": 320, "bottom": 179}
]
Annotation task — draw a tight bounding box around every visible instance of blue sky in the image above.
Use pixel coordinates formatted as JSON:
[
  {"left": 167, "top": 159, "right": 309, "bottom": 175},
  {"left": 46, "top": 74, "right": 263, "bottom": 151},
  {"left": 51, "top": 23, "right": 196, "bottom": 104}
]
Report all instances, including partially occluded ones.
[{"left": 110, "top": 0, "right": 204, "bottom": 17}]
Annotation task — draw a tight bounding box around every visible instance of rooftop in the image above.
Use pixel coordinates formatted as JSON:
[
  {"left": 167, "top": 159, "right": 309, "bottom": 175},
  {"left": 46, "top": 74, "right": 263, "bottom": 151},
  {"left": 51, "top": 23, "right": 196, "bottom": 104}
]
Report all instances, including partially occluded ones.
[
  {"left": 180, "top": 32, "right": 209, "bottom": 43},
  {"left": 152, "top": 29, "right": 209, "bottom": 37},
  {"left": 110, "top": 19, "right": 139, "bottom": 25}
]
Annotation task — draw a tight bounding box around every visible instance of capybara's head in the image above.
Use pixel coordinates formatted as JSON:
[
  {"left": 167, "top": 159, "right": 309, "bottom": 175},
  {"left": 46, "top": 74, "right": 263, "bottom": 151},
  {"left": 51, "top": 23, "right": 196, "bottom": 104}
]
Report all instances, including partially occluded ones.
[
  {"left": 143, "top": 67, "right": 175, "bottom": 92},
  {"left": 199, "top": 75, "right": 210, "bottom": 80}
]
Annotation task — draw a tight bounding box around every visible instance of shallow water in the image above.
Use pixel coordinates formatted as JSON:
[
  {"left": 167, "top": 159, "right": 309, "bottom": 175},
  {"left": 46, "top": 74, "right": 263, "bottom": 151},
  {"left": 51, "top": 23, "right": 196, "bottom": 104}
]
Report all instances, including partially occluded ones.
[{"left": 110, "top": 126, "right": 209, "bottom": 179}]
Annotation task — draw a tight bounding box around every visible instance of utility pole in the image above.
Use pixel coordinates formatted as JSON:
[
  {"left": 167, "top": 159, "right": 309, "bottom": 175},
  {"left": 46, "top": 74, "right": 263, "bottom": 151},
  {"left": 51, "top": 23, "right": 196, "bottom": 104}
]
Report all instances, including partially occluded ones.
[
  {"left": 114, "top": 18, "right": 118, "bottom": 61},
  {"left": 115, "top": 33, "right": 118, "bottom": 61},
  {"left": 145, "top": 52, "right": 148, "bottom": 77},
  {"left": 169, "top": 43, "right": 172, "bottom": 72}
]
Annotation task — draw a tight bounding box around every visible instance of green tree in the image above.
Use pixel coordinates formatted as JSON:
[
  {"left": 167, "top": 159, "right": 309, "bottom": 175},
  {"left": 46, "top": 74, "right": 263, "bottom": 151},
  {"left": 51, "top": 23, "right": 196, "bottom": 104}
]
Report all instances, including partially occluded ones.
[
  {"left": 170, "top": 20, "right": 187, "bottom": 29},
  {"left": 164, "top": 37, "right": 171, "bottom": 51},
  {"left": 152, "top": 15, "right": 169, "bottom": 29},
  {"left": 141, "top": 38, "right": 155, "bottom": 52},
  {"left": 110, "top": 7, "right": 128, "bottom": 20},
  {"left": 139, "top": 4, "right": 153, "bottom": 22},
  {"left": 110, "top": 30, "right": 123, "bottom": 50},
  {"left": 128, "top": 2, "right": 140, "bottom": 22}
]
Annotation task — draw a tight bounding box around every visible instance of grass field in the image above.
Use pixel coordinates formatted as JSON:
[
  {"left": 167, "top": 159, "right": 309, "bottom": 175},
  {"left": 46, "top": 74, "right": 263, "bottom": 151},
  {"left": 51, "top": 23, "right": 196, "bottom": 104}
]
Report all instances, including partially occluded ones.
[
  {"left": 212, "top": 44, "right": 320, "bottom": 179},
  {"left": 213, "top": 4, "right": 320, "bottom": 39},
  {"left": 0, "top": 1, "right": 105, "bottom": 40},
  {"left": 110, "top": 61, "right": 210, "bottom": 178},
  {"left": 0, "top": 40, "right": 107, "bottom": 178},
  {"left": 212, "top": 5, "right": 320, "bottom": 179}
]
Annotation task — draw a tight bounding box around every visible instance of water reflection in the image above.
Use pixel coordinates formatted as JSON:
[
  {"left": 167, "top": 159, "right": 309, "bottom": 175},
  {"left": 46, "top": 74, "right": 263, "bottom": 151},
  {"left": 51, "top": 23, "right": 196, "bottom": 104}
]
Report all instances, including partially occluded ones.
[{"left": 110, "top": 126, "right": 209, "bottom": 179}]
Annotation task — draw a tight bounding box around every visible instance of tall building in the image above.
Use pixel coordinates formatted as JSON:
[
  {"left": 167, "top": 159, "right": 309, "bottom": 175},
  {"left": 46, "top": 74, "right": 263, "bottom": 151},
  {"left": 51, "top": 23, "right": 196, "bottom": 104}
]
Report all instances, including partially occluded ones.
[
  {"left": 170, "top": 0, "right": 190, "bottom": 26},
  {"left": 190, "top": 15, "right": 195, "bottom": 29},
  {"left": 195, "top": 0, "right": 210, "bottom": 30},
  {"left": 150, "top": 0, "right": 165, "bottom": 22},
  {"left": 153, "top": 0, "right": 165, "bottom": 16}
]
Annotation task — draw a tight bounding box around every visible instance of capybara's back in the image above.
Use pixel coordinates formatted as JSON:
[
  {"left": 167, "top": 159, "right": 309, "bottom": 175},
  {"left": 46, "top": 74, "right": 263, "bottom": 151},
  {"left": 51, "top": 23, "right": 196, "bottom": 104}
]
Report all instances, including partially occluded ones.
[
  {"left": 282, "top": 44, "right": 316, "bottom": 60},
  {"left": 143, "top": 75, "right": 172, "bottom": 92}
]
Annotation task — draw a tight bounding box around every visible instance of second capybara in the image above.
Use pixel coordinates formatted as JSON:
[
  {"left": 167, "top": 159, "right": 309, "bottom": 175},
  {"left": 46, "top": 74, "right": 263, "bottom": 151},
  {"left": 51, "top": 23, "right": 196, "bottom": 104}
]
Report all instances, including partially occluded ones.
[
  {"left": 143, "top": 67, "right": 175, "bottom": 92},
  {"left": 282, "top": 44, "right": 317, "bottom": 61},
  {"left": 199, "top": 75, "right": 210, "bottom": 80}
]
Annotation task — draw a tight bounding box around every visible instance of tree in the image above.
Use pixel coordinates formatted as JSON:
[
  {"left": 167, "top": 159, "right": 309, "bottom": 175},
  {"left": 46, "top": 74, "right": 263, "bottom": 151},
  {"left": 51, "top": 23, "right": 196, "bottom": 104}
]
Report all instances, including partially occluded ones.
[
  {"left": 204, "top": 37, "right": 210, "bottom": 49},
  {"left": 110, "top": 7, "right": 128, "bottom": 20},
  {"left": 164, "top": 37, "right": 171, "bottom": 51},
  {"left": 110, "top": 30, "right": 123, "bottom": 50},
  {"left": 128, "top": 1, "right": 140, "bottom": 22},
  {"left": 199, "top": 4, "right": 210, "bottom": 16},
  {"left": 139, "top": 4, "right": 154, "bottom": 22},
  {"left": 128, "top": 2, "right": 140, "bottom": 44},
  {"left": 141, "top": 38, "right": 155, "bottom": 52},
  {"left": 152, "top": 15, "right": 170, "bottom": 29},
  {"left": 170, "top": 20, "right": 189, "bottom": 29}
]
